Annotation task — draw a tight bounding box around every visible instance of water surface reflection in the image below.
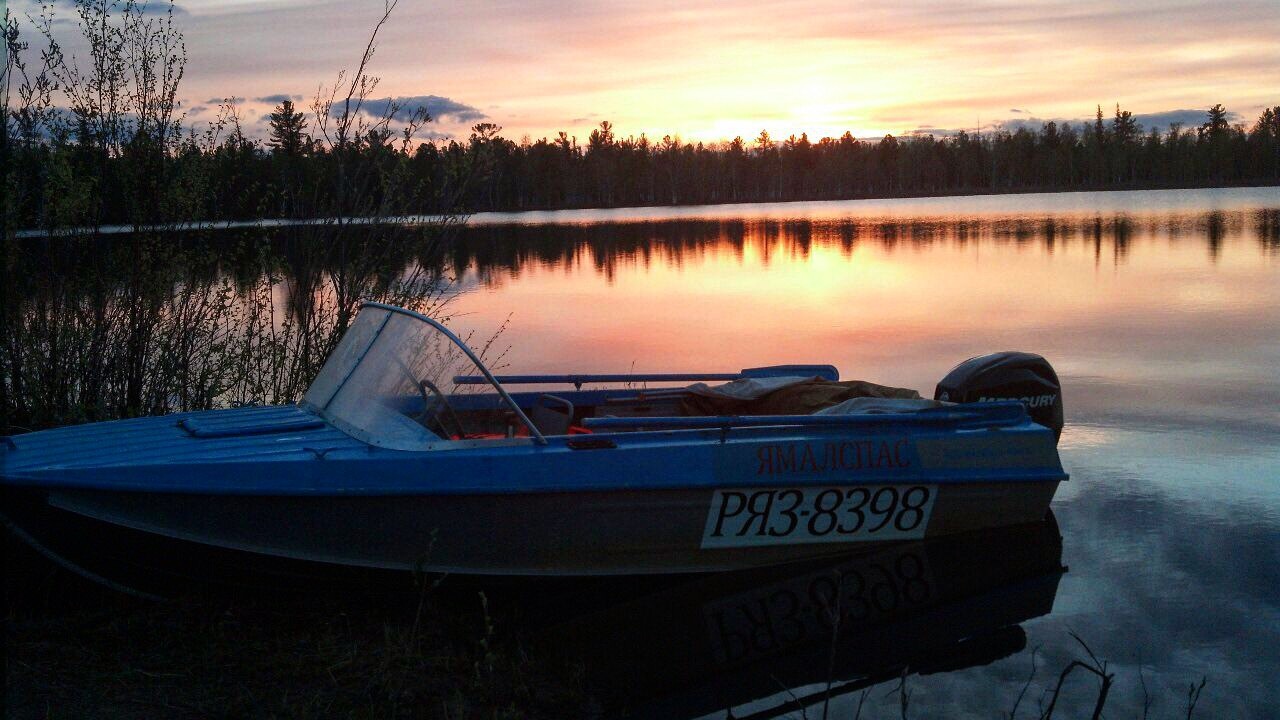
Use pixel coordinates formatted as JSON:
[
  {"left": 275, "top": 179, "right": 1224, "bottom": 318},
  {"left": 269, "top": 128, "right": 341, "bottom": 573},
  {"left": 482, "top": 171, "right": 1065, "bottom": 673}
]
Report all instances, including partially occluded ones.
[{"left": 512, "top": 518, "right": 1064, "bottom": 719}]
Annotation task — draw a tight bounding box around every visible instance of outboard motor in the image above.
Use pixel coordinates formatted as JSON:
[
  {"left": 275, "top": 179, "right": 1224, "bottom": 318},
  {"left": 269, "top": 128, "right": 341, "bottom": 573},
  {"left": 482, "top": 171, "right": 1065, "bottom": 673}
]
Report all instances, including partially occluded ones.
[{"left": 934, "top": 352, "right": 1064, "bottom": 442}]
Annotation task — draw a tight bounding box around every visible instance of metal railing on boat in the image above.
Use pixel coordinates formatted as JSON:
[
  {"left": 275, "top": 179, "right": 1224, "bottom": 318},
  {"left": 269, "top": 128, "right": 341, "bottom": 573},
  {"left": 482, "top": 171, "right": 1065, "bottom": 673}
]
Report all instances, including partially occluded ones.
[{"left": 454, "top": 365, "right": 839, "bottom": 390}]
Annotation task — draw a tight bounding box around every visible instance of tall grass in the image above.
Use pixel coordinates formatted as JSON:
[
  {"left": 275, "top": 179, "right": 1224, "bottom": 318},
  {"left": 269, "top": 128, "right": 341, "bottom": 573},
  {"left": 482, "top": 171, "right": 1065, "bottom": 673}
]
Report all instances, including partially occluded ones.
[{"left": 3, "top": 228, "right": 470, "bottom": 430}]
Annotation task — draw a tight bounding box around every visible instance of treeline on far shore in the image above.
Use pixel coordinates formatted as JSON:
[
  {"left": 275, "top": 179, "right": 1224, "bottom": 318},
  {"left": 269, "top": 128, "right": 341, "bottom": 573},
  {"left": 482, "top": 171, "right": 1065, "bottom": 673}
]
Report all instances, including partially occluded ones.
[
  {"left": 448, "top": 104, "right": 1280, "bottom": 211},
  {"left": 8, "top": 97, "right": 1280, "bottom": 230}
]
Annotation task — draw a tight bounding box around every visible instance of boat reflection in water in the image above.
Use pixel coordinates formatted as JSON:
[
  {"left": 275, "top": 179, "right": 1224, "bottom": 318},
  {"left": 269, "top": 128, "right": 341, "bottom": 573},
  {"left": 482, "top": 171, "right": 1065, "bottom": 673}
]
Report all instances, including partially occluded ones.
[{"left": 517, "top": 515, "right": 1064, "bottom": 719}]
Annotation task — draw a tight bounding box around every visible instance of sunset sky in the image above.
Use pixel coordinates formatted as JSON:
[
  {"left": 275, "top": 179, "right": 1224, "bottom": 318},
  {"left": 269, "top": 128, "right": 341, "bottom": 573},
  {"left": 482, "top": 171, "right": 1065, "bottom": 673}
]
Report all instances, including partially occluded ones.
[{"left": 16, "top": 0, "right": 1280, "bottom": 143}]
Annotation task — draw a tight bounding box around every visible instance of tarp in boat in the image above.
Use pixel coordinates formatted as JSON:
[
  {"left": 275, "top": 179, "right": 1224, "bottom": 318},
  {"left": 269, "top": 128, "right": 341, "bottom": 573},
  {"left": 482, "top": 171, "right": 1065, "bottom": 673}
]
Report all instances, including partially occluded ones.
[
  {"left": 813, "top": 396, "right": 944, "bottom": 415},
  {"left": 680, "top": 376, "right": 934, "bottom": 416}
]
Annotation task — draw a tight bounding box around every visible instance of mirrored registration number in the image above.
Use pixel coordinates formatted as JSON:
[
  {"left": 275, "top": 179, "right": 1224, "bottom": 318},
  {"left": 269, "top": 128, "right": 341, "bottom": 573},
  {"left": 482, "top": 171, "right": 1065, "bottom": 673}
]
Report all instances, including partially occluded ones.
[{"left": 701, "top": 485, "right": 937, "bottom": 548}]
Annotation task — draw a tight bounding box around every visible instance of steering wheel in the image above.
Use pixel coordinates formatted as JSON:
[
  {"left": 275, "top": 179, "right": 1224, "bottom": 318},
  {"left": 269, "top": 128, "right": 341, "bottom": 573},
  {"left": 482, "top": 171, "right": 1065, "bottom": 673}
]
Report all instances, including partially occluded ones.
[{"left": 416, "top": 378, "right": 467, "bottom": 438}]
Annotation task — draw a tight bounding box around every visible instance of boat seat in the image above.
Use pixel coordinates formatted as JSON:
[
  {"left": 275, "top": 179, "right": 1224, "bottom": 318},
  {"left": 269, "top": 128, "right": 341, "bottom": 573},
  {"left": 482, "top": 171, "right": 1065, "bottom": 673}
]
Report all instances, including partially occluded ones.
[{"left": 530, "top": 394, "right": 574, "bottom": 436}]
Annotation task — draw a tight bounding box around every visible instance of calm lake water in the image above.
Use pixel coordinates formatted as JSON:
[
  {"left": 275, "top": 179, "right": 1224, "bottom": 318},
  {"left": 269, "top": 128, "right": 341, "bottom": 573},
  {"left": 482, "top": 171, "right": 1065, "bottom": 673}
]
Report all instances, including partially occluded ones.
[{"left": 442, "top": 187, "right": 1280, "bottom": 717}]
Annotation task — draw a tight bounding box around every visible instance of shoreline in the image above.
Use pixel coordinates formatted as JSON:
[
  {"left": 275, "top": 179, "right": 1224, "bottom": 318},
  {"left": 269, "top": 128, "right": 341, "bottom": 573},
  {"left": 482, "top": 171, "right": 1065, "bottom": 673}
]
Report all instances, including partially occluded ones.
[{"left": 14, "top": 182, "right": 1280, "bottom": 239}]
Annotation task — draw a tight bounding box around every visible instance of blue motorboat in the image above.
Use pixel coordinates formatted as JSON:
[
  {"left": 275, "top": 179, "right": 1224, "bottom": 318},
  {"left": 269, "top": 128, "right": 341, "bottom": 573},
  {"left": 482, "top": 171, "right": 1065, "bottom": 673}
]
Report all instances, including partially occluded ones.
[{"left": 0, "top": 303, "right": 1067, "bottom": 575}]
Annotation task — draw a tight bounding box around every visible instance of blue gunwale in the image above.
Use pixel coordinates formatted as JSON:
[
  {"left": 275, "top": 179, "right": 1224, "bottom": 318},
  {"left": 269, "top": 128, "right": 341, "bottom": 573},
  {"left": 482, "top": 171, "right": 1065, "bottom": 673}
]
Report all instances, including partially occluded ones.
[
  {"left": 579, "top": 402, "right": 1027, "bottom": 431},
  {"left": 1, "top": 404, "right": 1067, "bottom": 496}
]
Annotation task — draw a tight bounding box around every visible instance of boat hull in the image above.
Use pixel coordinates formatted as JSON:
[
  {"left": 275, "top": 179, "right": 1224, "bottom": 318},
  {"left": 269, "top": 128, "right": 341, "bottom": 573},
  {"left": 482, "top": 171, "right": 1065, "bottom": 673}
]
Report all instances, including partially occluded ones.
[
  {"left": 2, "top": 403, "right": 1067, "bottom": 578},
  {"left": 34, "top": 479, "right": 1059, "bottom": 575}
]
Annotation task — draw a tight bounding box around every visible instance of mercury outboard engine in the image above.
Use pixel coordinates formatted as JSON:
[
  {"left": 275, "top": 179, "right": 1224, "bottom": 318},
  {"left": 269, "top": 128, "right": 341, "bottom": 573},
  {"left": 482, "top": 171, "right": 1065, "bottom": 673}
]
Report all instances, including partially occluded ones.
[{"left": 934, "top": 352, "right": 1064, "bottom": 442}]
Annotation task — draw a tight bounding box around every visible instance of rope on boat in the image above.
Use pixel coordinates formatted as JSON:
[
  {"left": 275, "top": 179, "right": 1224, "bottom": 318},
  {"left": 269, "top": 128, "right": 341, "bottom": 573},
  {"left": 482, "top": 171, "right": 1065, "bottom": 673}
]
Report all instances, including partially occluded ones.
[{"left": 0, "top": 510, "right": 167, "bottom": 602}]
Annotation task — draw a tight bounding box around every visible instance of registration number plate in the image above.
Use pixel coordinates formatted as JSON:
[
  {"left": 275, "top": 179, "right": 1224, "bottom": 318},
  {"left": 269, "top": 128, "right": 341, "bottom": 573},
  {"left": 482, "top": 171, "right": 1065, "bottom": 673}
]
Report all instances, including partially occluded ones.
[{"left": 701, "top": 485, "right": 937, "bottom": 548}]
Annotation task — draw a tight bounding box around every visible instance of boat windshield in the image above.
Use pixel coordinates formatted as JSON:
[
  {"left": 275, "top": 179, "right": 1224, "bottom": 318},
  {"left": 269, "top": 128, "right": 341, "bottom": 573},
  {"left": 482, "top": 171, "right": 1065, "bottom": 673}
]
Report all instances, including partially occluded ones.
[{"left": 302, "top": 303, "right": 540, "bottom": 450}]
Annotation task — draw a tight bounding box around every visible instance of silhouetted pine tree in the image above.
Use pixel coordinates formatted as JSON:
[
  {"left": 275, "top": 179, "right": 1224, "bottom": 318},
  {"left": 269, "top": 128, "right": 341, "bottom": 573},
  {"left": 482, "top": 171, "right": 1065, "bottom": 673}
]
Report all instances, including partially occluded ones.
[{"left": 267, "top": 100, "right": 309, "bottom": 157}]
